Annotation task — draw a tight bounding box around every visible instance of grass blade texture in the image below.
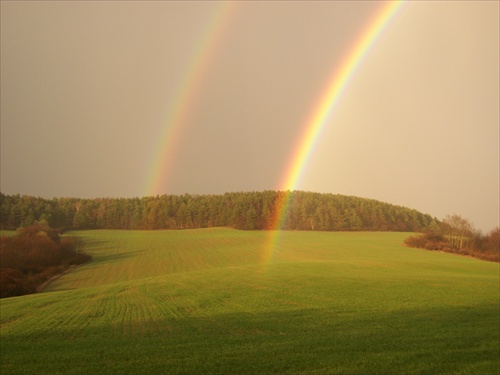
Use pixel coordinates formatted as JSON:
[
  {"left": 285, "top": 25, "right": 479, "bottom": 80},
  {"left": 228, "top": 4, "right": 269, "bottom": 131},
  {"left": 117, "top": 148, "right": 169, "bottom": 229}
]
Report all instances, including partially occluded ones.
[{"left": 1, "top": 229, "right": 498, "bottom": 374}]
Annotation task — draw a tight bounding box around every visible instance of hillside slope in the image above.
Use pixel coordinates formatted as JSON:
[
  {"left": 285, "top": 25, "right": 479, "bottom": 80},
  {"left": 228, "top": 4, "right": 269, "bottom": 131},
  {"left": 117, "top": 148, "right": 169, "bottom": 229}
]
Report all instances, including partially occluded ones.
[{"left": 1, "top": 229, "right": 498, "bottom": 374}]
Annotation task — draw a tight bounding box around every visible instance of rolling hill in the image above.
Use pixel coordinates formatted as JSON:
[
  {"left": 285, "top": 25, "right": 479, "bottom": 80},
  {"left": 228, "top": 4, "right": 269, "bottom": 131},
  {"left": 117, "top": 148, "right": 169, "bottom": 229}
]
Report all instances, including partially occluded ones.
[{"left": 1, "top": 229, "right": 498, "bottom": 374}]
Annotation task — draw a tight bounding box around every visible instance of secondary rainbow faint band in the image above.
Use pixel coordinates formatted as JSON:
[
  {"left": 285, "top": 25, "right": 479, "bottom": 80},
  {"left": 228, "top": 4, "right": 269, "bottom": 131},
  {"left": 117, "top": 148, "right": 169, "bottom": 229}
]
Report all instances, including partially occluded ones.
[
  {"left": 146, "top": 2, "right": 237, "bottom": 197},
  {"left": 262, "top": 0, "right": 405, "bottom": 266}
]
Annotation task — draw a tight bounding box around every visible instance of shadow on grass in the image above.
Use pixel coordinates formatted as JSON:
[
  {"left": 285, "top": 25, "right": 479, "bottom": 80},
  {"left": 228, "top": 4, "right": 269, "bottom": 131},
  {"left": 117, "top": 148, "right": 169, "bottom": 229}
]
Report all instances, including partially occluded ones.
[
  {"left": 75, "top": 236, "right": 143, "bottom": 266},
  {"left": 2, "top": 303, "right": 499, "bottom": 375},
  {"left": 77, "top": 237, "right": 116, "bottom": 252},
  {"left": 90, "top": 250, "right": 143, "bottom": 266}
]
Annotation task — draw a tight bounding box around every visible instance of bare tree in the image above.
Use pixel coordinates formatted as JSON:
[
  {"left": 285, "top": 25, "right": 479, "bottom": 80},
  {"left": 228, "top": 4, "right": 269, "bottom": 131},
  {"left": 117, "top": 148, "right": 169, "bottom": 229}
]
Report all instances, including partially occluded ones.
[{"left": 441, "top": 214, "right": 475, "bottom": 250}]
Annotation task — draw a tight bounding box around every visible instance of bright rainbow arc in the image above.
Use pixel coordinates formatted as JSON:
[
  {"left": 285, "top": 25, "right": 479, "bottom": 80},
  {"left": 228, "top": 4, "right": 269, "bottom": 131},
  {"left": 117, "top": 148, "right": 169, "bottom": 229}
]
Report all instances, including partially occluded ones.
[
  {"left": 262, "top": 1, "right": 405, "bottom": 265},
  {"left": 146, "top": 2, "right": 236, "bottom": 197}
]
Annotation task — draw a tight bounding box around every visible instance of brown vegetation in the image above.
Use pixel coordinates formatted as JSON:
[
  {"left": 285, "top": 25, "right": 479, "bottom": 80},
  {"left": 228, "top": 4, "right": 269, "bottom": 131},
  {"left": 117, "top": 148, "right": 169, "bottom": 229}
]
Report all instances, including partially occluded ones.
[
  {"left": 405, "top": 215, "right": 499, "bottom": 262},
  {"left": 0, "top": 224, "right": 91, "bottom": 298}
]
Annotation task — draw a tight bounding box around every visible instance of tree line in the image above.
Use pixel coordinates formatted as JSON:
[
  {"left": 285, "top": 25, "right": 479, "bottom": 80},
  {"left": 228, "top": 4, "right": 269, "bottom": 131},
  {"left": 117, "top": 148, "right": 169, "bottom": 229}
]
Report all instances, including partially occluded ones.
[
  {"left": 0, "top": 224, "right": 91, "bottom": 298},
  {"left": 404, "top": 214, "right": 499, "bottom": 262},
  {"left": 1, "top": 191, "right": 437, "bottom": 232}
]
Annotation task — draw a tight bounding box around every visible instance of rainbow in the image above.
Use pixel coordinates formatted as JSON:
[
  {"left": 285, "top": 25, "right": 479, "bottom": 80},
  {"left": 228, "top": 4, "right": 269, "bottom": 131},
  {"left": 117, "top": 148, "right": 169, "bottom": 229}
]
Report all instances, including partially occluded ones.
[
  {"left": 146, "top": 2, "right": 237, "bottom": 196},
  {"left": 262, "top": 0, "right": 405, "bottom": 265}
]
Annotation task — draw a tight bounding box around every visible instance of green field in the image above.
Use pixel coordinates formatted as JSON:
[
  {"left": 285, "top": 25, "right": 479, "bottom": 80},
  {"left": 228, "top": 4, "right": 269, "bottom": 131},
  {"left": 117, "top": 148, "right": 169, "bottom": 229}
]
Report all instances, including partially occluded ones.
[{"left": 1, "top": 229, "right": 498, "bottom": 374}]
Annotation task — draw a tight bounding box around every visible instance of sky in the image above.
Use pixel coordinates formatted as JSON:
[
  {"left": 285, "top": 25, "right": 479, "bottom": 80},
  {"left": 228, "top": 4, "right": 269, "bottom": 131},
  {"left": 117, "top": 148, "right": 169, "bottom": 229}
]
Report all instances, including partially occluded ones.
[{"left": 1, "top": 1, "right": 498, "bottom": 232}]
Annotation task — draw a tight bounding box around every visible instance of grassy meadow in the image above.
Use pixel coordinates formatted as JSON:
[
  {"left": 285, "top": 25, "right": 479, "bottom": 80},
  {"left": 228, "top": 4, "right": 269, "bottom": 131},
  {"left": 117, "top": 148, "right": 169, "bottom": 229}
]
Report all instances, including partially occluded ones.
[{"left": 1, "top": 229, "right": 499, "bottom": 374}]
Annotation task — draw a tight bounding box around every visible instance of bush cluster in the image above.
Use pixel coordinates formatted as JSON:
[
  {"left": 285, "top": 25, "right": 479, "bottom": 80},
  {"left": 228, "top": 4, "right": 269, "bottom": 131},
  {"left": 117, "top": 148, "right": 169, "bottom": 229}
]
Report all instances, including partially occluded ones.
[
  {"left": 0, "top": 224, "right": 91, "bottom": 298},
  {"left": 405, "top": 227, "right": 499, "bottom": 262}
]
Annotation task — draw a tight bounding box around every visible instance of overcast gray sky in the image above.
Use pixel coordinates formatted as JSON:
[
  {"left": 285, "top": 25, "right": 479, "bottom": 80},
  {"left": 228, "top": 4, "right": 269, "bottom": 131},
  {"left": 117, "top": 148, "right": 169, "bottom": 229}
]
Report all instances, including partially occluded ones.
[{"left": 1, "top": 1, "right": 498, "bottom": 232}]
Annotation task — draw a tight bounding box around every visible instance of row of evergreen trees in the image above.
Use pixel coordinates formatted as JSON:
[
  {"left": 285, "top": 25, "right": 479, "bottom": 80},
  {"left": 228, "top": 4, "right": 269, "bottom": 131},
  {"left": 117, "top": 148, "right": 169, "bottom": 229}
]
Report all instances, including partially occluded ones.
[{"left": 0, "top": 191, "right": 437, "bottom": 232}]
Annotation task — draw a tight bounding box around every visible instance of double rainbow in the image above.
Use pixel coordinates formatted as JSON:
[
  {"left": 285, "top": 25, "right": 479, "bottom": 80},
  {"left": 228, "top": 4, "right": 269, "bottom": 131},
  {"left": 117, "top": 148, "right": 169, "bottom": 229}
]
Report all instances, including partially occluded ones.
[
  {"left": 263, "top": 1, "right": 405, "bottom": 265},
  {"left": 144, "top": 1, "right": 405, "bottom": 265}
]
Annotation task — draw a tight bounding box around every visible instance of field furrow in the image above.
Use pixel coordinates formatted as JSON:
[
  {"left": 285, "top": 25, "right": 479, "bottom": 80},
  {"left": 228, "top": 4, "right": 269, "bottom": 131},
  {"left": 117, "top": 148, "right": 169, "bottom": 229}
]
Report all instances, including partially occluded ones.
[{"left": 1, "top": 229, "right": 498, "bottom": 374}]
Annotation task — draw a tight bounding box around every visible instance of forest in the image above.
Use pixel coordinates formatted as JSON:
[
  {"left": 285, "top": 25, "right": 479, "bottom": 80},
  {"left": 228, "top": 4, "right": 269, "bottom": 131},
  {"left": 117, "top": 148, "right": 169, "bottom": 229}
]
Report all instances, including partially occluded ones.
[{"left": 0, "top": 191, "right": 437, "bottom": 232}]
